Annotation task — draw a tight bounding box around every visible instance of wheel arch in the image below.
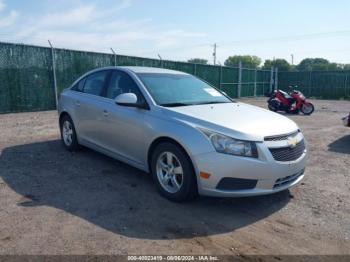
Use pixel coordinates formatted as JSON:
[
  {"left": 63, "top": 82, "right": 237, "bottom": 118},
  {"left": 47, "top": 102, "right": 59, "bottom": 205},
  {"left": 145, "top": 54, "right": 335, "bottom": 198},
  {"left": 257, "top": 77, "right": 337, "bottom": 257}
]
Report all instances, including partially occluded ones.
[
  {"left": 59, "top": 111, "right": 71, "bottom": 127},
  {"left": 147, "top": 136, "right": 198, "bottom": 181}
]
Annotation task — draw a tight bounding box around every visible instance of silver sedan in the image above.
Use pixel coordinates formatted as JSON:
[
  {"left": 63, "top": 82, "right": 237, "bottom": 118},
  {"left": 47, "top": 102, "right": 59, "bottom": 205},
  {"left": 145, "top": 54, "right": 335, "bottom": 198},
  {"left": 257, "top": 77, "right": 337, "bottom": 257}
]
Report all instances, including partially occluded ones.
[{"left": 58, "top": 66, "right": 307, "bottom": 202}]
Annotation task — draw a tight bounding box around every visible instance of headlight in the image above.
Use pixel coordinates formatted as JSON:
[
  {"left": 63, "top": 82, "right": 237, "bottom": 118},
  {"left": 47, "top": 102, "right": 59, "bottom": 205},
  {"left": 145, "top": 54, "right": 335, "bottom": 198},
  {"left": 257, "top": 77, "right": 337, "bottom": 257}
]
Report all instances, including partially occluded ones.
[{"left": 199, "top": 129, "right": 258, "bottom": 158}]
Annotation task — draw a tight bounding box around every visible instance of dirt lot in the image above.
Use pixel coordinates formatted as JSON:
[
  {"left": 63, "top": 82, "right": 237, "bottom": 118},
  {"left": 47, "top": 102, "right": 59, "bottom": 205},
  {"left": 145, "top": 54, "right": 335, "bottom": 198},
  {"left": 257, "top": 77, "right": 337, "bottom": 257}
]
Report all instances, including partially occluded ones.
[{"left": 0, "top": 97, "right": 349, "bottom": 256}]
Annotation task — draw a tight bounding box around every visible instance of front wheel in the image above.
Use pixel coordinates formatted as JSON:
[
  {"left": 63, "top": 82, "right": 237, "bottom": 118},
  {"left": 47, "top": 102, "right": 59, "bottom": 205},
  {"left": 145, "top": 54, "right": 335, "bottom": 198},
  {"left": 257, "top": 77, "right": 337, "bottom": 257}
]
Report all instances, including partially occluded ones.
[
  {"left": 59, "top": 115, "right": 80, "bottom": 151},
  {"left": 300, "top": 103, "right": 314, "bottom": 115},
  {"left": 268, "top": 103, "right": 278, "bottom": 112},
  {"left": 151, "top": 142, "right": 198, "bottom": 202},
  {"left": 268, "top": 99, "right": 279, "bottom": 112}
]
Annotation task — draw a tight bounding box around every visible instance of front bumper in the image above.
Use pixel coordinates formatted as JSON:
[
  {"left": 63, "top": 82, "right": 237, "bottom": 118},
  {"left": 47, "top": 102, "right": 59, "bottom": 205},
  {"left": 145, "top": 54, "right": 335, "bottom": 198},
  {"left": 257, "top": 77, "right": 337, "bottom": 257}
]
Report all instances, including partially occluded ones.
[{"left": 193, "top": 140, "right": 307, "bottom": 197}]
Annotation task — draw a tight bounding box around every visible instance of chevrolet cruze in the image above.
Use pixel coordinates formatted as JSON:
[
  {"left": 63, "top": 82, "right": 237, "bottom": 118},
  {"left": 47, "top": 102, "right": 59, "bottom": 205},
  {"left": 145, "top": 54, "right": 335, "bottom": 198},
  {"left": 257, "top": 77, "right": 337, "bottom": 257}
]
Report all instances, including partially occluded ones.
[{"left": 58, "top": 66, "right": 307, "bottom": 202}]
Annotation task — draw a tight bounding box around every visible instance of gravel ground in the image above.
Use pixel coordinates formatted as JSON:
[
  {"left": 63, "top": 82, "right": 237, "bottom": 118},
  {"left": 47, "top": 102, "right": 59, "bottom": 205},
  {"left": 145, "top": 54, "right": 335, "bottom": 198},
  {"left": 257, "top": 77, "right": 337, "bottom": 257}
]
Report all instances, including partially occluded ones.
[{"left": 0, "top": 97, "right": 349, "bottom": 256}]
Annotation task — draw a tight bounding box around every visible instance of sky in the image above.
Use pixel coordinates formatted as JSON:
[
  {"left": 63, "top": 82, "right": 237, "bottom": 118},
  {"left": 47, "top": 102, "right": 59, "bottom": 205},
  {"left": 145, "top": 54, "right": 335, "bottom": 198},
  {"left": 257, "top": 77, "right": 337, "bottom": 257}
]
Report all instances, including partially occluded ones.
[{"left": 1, "top": 0, "right": 350, "bottom": 65}]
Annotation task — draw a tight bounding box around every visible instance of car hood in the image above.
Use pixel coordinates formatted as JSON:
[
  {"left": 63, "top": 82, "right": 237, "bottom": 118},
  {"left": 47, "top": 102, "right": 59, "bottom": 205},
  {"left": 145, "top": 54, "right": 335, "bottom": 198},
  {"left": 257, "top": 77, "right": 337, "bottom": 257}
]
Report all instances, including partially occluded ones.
[{"left": 162, "top": 102, "right": 299, "bottom": 141}]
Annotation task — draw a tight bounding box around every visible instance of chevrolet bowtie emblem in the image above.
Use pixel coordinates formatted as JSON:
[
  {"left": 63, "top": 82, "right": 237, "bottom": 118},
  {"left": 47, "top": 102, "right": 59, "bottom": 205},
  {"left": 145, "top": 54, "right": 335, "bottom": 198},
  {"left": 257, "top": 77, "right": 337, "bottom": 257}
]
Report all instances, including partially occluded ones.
[{"left": 287, "top": 137, "right": 298, "bottom": 148}]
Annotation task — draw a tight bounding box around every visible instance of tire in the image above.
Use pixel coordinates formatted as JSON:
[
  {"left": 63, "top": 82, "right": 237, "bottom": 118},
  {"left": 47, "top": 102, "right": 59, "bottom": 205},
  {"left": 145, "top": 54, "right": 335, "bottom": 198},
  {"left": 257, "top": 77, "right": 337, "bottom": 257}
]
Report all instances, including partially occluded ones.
[
  {"left": 59, "top": 115, "right": 80, "bottom": 151},
  {"left": 268, "top": 101, "right": 278, "bottom": 112},
  {"left": 268, "top": 99, "right": 280, "bottom": 112},
  {"left": 268, "top": 105, "right": 277, "bottom": 112},
  {"left": 151, "top": 142, "right": 198, "bottom": 202},
  {"left": 300, "top": 103, "right": 314, "bottom": 115}
]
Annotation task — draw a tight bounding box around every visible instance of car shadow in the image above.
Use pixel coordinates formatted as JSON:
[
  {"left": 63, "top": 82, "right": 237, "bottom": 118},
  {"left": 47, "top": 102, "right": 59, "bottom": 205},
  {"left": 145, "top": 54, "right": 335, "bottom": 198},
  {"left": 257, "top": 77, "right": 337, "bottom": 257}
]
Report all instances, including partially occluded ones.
[
  {"left": 328, "top": 135, "right": 350, "bottom": 154},
  {"left": 0, "top": 140, "right": 291, "bottom": 240}
]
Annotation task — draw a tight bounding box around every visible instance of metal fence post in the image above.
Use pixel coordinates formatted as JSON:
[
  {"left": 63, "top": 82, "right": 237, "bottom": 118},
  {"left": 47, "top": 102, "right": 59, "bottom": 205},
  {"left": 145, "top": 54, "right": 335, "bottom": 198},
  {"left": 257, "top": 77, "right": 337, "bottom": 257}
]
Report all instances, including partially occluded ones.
[
  {"left": 238, "top": 61, "right": 242, "bottom": 98},
  {"left": 345, "top": 72, "right": 348, "bottom": 97},
  {"left": 270, "top": 66, "right": 274, "bottom": 92},
  {"left": 158, "top": 54, "right": 163, "bottom": 68},
  {"left": 254, "top": 69, "right": 257, "bottom": 96},
  {"left": 194, "top": 63, "right": 197, "bottom": 75},
  {"left": 309, "top": 71, "right": 312, "bottom": 96},
  {"left": 48, "top": 40, "right": 58, "bottom": 109},
  {"left": 111, "top": 48, "right": 117, "bottom": 66},
  {"left": 275, "top": 67, "right": 278, "bottom": 90},
  {"left": 219, "top": 65, "right": 222, "bottom": 90}
]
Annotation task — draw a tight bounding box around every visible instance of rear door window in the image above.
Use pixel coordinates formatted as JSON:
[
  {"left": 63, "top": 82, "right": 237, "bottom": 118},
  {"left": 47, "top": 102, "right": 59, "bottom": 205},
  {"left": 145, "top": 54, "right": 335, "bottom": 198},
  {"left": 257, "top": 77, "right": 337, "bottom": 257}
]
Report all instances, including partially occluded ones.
[{"left": 83, "top": 71, "right": 109, "bottom": 96}]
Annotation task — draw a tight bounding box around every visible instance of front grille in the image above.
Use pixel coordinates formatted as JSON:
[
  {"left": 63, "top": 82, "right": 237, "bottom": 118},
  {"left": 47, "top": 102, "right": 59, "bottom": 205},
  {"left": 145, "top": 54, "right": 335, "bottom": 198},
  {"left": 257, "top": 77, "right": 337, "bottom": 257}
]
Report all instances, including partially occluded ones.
[
  {"left": 265, "top": 131, "right": 299, "bottom": 141},
  {"left": 274, "top": 169, "right": 305, "bottom": 189},
  {"left": 269, "top": 140, "right": 306, "bottom": 162}
]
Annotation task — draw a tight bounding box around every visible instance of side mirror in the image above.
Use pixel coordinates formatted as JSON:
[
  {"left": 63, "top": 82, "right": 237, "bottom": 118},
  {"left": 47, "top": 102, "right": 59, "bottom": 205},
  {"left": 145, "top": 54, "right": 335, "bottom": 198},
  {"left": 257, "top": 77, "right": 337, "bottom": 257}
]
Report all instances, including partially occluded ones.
[
  {"left": 115, "top": 93, "right": 149, "bottom": 110},
  {"left": 115, "top": 93, "right": 138, "bottom": 106}
]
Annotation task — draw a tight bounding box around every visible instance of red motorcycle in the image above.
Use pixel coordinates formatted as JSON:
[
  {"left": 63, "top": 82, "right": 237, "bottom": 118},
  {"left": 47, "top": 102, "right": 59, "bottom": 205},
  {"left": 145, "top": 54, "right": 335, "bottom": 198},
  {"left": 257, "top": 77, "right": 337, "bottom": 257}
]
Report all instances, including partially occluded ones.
[{"left": 267, "top": 88, "right": 315, "bottom": 115}]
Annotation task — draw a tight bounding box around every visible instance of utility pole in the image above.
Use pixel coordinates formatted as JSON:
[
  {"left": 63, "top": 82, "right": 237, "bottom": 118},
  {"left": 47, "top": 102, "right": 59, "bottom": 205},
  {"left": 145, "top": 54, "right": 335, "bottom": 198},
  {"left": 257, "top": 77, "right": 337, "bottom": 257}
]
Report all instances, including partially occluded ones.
[
  {"left": 291, "top": 54, "right": 294, "bottom": 65},
  {"left": 213, "top": 43, "right": 217, "bottom": 65}
]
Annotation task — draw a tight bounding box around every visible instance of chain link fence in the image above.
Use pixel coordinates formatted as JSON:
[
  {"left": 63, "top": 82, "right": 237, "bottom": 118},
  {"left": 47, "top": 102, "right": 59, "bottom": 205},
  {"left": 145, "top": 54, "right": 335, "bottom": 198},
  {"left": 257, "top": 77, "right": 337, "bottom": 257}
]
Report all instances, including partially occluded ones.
[
  {"left": 279, "top": 70, "right": 350, "bottom": 99},
  {"left": 0, "top": 42, "right": 273, "bottom": 113}
]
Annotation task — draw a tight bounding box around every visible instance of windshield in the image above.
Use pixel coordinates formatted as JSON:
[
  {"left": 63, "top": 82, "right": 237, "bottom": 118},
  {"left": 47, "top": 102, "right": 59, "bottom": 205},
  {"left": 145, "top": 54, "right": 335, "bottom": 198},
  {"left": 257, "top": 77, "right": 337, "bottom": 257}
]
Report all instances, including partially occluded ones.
[{"left": 137, "top": 73, "right": 232, "bottom": 107}]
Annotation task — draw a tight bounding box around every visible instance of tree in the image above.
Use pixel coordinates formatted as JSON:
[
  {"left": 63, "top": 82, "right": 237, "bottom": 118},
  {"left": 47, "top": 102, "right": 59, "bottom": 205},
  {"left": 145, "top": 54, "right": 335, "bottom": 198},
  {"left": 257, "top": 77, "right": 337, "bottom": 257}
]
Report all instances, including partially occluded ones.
[
  {"left": 224, "top": 55, "right": 261, "bottom": 68},
  {"left": 296, "top": 58, "right": 340, "bottom": 71},
  {"left": 187, "top": 58, "right": 208, "bottom": 64},
  {"left": 263, "top": 59, "right": 292, "bottom": 72},
  {"left": 341, "top": 64, "right": 350, "bottom": 70}
]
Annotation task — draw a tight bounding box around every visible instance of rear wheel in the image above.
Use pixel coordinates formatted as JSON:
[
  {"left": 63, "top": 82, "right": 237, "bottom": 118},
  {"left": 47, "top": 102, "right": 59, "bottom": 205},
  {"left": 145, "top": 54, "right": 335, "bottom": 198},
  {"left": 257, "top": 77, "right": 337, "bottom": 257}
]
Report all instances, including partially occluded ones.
[
  {"left": 151, "top": 142, "right": 198, "bottom": 202},
  {"left": 60, "top": 115, "right": 80, "bottom": 151},
  {"left": 301, "top": 103, "right": 314, "bottom": 115}
]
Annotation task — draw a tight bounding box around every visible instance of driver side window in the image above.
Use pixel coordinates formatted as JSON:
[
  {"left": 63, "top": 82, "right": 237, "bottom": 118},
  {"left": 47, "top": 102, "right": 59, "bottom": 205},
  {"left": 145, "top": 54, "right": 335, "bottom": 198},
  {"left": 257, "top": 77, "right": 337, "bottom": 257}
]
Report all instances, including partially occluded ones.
[{"left": 106, "top": 71, "right": 143, "bottom": 102}]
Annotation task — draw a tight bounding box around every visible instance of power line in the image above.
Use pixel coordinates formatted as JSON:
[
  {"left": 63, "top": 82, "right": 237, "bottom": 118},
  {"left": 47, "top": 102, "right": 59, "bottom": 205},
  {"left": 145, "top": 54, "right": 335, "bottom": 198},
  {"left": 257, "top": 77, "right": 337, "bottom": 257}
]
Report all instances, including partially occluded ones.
[
  {"left": 2, "top": 28, "right": 350, "bottom": 55},
  {"left": 133, "top": 29, "right": 350, "bottom": 54},
  {"left": 2, "top": 30, "right": 350, "bottom": 64},
  {"left": 216, "top": 29, "right": 350, "bottom": 47}
]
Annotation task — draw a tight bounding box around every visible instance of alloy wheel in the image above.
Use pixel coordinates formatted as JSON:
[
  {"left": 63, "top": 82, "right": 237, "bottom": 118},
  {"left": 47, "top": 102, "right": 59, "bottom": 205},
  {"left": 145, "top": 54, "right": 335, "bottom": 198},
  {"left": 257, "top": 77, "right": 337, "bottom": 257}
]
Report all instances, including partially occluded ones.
[
  {"left": 156, "top": 151, "right": 184, "bottom": 194},
  {"left": 62, "top": 120, "right": 74, "bottom": 146}
]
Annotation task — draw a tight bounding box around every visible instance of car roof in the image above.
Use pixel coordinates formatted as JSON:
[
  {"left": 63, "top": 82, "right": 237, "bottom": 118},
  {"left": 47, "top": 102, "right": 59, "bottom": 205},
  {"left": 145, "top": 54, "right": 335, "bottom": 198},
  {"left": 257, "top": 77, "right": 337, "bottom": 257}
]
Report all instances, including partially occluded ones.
[
  {"left": 71, "top": 66, "right": 191, "bottom": 88},
  {"left": 87, "top": 66, "right": 189, "bottom": 76},
  {"left": 119, "top": 66, "right": 190, "bottom": 75}
]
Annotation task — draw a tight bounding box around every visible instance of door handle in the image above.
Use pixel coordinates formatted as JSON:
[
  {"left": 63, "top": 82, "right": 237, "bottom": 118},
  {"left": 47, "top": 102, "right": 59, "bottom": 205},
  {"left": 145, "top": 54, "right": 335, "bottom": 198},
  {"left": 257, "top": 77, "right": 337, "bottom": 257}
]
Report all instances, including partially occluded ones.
[
  {"left": 103, "top": 110, "right": 109, "bottom": 117},
  {"left": 75, "top": 100, "right": 81, "bottom": 106}
]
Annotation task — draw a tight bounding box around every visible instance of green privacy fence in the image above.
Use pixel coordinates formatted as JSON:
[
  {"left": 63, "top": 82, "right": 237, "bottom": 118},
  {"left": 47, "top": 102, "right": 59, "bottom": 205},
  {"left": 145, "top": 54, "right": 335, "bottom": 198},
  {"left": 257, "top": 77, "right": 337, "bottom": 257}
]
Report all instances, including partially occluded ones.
[
  {"left": 279, "top": 71, "right": 350, "bottom": 99},
  {"left": 0, "top": 42, "right": 273, "bottom": 113},
  {"left": 0, "top": 44, "right": 55, "bottom": 113}
]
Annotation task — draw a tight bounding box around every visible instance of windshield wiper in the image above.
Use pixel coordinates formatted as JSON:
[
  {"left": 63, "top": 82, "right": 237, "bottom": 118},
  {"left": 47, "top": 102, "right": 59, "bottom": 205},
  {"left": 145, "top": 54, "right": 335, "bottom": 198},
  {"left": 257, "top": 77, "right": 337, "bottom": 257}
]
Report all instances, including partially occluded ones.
[
  {"left": 160, "top": 101, "right": 232, "bottom": 107},
  {"left": 192, "top": 101, "right": 232, "bottom": 105},
  {"left": 159, "top": 102, "right": 194, "bottom": 107}
]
